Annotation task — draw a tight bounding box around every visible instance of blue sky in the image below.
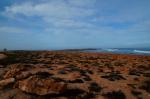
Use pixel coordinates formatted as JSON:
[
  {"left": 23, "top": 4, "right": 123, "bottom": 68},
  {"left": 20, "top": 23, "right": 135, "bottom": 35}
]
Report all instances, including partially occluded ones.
[{"left": 0, "top": 0, "right": 150, "bottom": 50}]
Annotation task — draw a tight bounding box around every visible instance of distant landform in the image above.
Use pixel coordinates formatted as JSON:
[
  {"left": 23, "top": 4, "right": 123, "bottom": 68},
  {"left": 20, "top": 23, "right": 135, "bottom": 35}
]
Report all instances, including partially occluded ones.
[{"left": 1, "top": 48, "right": 150, "bottom": 55}]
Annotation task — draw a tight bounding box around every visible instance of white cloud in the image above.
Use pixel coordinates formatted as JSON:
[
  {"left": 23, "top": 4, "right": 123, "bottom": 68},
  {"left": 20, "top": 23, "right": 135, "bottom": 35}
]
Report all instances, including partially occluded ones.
[
  {"left": 44, "top": 18, "right": 95, "bottom": 28},
  {"left": 4, "top": 0, "right": 95, "bottom": 18},
  {"left": 3, "top": 0, "right": 97, "bottom": 29},
  {"left": 68, "top": 0, "right": 96, "bottom": 7}
]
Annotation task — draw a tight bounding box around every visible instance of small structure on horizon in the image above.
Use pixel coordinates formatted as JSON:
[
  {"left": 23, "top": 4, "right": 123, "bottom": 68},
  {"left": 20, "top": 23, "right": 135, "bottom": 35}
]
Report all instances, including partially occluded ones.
[{"left": 3, "top": 48, "right": 7, "bottom": 52}]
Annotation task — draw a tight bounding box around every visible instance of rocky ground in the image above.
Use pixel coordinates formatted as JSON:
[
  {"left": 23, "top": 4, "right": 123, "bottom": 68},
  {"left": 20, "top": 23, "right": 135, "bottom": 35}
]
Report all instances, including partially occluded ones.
[{"left": 0, "top": 51, "right": 150, "bottom": 99}]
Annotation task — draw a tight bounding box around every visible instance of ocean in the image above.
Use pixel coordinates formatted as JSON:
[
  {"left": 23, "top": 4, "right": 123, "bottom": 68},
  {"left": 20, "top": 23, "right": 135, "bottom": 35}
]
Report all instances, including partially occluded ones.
[{"left": 82, "top": 48, "right": 150, "bottom": 55}]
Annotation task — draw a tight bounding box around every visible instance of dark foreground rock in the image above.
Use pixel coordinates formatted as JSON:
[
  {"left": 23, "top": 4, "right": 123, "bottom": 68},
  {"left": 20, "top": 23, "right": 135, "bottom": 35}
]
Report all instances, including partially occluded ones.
[{"left": 102, "top": 90, "right": 126, "bottom": 99}]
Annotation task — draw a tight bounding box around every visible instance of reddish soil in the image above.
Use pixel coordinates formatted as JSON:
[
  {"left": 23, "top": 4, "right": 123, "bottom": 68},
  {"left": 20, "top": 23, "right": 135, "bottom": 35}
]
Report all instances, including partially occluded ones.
[{"left": 0, "top": 51, "right": 150, "bottom": 99}]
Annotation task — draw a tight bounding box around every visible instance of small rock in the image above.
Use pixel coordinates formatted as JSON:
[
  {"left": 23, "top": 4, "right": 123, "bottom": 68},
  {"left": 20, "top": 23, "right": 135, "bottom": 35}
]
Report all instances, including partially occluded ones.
[
  {"left": 131, "top": 90, "right": 142, "bottom": 99},
  {"left": 0, "top": 65, "right": 4, "bottom": 68},
  {"left": 68, "top": 79, "right": 84, "bottom": 83},
  {"left": 101, "top": 72, "right": 126, "bottom": 81},
  {"left": 16, "top": 71, "right": 32, "bottom": 80},
  {"left": 83, "top": 76, "right": 92, "bottom": 81},
  {"left": 58, "top": 70, "right": 67, "bottom": 74},
  {"left": 127, "top": 84, "right": 137, "bottom": 89},
  {"left": 88, "top": 82, "right": 102, "bottom": 92},
  {"left": 143, "top": 71, "right": 150, "bottom": 77},
  {"left": 131, "top": 90, "right": 142, "bottom": 96},
  {"left": 86, "top": 70, "right": 93, "bottom": 74},
  {"left": 0, "top": 78, "right": 15, "bottom": 88},
  {"left": 129, "top": 69, "right": 141, "bottom": 76},
  {"left": 139, "top": 79, "right": 150, "bottom": 93},
  {"left": 51, "top": 77, "right": 66, "bottom": 82},
  {"left": 102, "top": 90, "right": 126, "bottom": 99}
]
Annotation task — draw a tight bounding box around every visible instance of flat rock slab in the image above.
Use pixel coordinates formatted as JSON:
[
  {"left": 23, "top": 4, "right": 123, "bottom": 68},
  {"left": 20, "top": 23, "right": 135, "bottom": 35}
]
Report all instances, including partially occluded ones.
[
  {"left": 18, "top": 75, "right": 67, "bottom": 95},
  {"left": 0, "top": 78, "right": 15, "bottom": 88},
  {"left": 0, "top": 54, "right": 7, "bottom": 60}
]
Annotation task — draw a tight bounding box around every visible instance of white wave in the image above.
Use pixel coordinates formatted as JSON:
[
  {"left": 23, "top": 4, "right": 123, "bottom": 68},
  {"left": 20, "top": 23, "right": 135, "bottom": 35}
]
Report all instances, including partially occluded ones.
[
  {"left": 134, "top": 50, "right": 150, "bottom": 54},
  {"left": 105, "top": 49, "right": 118, "bottom": 52}
]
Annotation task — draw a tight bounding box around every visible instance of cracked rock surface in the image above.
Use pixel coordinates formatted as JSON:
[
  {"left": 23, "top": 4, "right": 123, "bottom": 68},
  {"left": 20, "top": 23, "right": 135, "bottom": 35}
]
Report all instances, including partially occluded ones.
[{"left": 0, "top": 51, "right": 150, "bottom": 99}]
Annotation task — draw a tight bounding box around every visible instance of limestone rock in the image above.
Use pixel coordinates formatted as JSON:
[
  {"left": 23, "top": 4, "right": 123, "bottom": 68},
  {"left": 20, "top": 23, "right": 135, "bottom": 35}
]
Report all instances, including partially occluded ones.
[
  {"left": 0, "top": 78, "right": 15, "bottom": 88},
  {"left": 0, "top": 65, "right": 4, "bottom": 68},
  {"left": 18, "top": 75, "right": 67, "bottom": 95},
  {"left": 15, "top": 68, "right": 53, "bottom": 80},
  {"left": 4, "top": 64, "right": 29, "bottom": 79},
  {"left": 4, "top": 64, "right": 50, "bottom": 79},
  {"left": 0, "top": 54, "right": 7, "bottom": 60}
]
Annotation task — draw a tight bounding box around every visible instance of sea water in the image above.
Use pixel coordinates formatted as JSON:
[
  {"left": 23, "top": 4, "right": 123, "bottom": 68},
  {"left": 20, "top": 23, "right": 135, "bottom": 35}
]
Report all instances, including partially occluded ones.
[{"left": 82, "top": 48, "right": 150, "bottom": 55}]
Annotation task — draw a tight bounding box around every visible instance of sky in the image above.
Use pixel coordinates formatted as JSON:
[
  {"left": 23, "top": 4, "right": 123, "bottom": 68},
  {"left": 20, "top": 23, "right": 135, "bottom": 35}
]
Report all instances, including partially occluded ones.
[{"left": 0, "top": 0, "right": 150, "bottom": 50}]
